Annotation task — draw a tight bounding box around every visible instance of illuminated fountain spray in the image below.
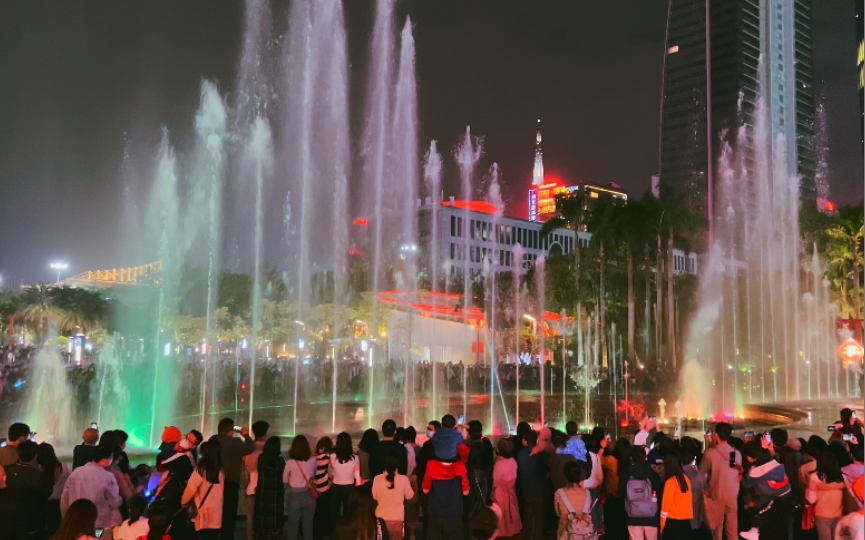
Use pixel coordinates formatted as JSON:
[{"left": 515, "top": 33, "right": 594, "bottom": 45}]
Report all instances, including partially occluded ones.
[
  {"left": 146, "top": 130, "right": 180, "bottom": 446},
  {"left": 94, "top": 339, "right": 128, "bottom": 433},
  {"left": 512, "top": 243, "right": 524, "bottom": 424},
  {"left": 455, "top": 127, "right": 483, "bottom": 420},
  {"left": 393, "top": 17, "right": 419, "bottom": 426},
  {"left": 486, "top": 164, "right": 504, "bottom": 432},
  {"left": 191, "top": 81, "right": 227, "bottom": 434},
  {"left": 424, "top": 141, "right": 443, "bottom": 419},
  {"left": 681, "top": 89, "right": 843, "bottom": 416},
  {"left": 363, "top": 0, "right": 395, "bottom": 429},
  {"left": 25, "top": 330, "right": 75, "bottom": 446}
]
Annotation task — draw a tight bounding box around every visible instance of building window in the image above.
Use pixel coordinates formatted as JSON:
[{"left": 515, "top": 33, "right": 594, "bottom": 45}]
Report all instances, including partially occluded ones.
[{"left": 450, "top": 216, "right": 456, "bottom": 237}]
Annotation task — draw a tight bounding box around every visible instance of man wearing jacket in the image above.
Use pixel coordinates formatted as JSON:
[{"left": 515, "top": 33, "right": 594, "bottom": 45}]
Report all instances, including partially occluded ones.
[
  {"left": 423, "top": 426, "right": 470, "bottom": 540},
  {"left": 700, "top": 422, "right": 742, "bottom": 540},
  {"left": 212, "top": 417, "right": 255, "bottom": 540},
  {"left": 741, "top": 437, "right": 793, "bottom": 539}
]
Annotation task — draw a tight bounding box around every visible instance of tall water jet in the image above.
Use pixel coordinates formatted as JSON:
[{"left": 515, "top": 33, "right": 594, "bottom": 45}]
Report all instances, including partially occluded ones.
[
  {"left": 682, "top": 76, "right": 844, "bottom": 413},
  {"left": 317, "top": 0, "right": 351, "bottom": 434},
  {"left": 512, "top": 243, "right": 523, "bottom": 424},
  {"left": 393, "top": 17, "right": 419, "bottom": 426},
  {"left": 94, "top": 339, "right": 128, "bottom": 433},
  {"left": 245, "top": 116, "right": 273, "bottom": 426},
  {"left": 362, "top": 0, "right": 395, "bottom": 429},
  {"left": 283, "top": 0, "right": 318, "bottom": 434},
  {"left": 25, "top": 331, "right": 75, "bottom": 446},
  {"left": 486, "top": 164, "right": 504, "bottom": 432},
  {"left": 424, "top": 142, "right": 442, "bottom": 419},
  {"left": 454, "top": 127, "right": 482, "bottom": 420},
  {"left": 536, "top": 256, "right": 547, "bottom": 425},
  {"left": 146, "top": 129, "right": 180, "bottom": 446},
  {"left": 189, "top": 81, "right": 227, "bottom": 434}
]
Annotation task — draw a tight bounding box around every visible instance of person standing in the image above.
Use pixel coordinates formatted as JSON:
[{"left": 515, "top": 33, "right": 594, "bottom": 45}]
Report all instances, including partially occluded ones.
[
  {"left": 619, "top": 445, "right": 662, "bottom": 540},
  {"left": 357, "top": 429, "right": 379, "bottom": 487},
  {"left": 254, "top": 437, "right": 285, "bottom": 540},
  {"left": 61, "top": 444, "right": 123, "bottom": 538},
  {"left": 284, "top": 435, "right": 317, "bottom": 540},
  {"left": 181, "top": 441, "right": 225, "bottom": 540},
  {"left": 313, "top": 437, "right": 333, "bottom": 540},
  {"left": 37, "top": 442, "right": 69, "bottom": 536},
  {"left": 244, "top": 420, "right": 270, "bottom": 540},
  {"left": 422, "top": 429, "right": 470, "bottom": 540},
  {"left": 72, "top": 428, "right": 100, "bottom": 470},
  {"left": 372, "top": 456, "right": 415, "bottom": 540},
  {"left": 660, "top": 453, "right": 692, "bottom": 540},
  {"left": 50, "top": 498, "right": 99, "bottom": 540},
  {"left": 0, "top": 440, "right": 53, "bottom": 539},
  {"left": 330, "top": 432, "right": 360, "bottom": 520},
  {"left": 371, "top": 420, "right": 408, "bottom": 478},
  {"left": 553, "top": 462, "right": 591, "bottom": 538},
  {"left": 807, "top": 449, "right": 845, "bottom": 540},
  {"left": 516, "top": 430, "right": 550, "bottom": 540},
  {"left": 491, "top": 438, "right": 521, "bottom": 539},
  {"left": 0, "top": 422, "right": 30, "bottom": 467},
  {"left": 212, "top": 417, "right": 255, "bottom": 540},
  {"left": 699, "top": 423, "right": 741, "bottom": 540}
]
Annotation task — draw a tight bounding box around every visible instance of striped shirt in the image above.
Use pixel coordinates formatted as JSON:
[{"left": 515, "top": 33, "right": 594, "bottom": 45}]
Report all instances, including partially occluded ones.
[{"left": 315, "top": 453, "right": 331, "bottom": 492}]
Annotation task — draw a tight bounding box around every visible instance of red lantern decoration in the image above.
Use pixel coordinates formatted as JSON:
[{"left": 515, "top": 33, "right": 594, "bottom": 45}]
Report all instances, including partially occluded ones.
[{"left": 836, "top": 337, "right": 864, "bottom": 368}]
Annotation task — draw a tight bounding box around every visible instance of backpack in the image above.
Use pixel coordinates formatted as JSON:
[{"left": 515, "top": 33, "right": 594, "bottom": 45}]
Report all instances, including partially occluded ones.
[
  {"left": 624, "top": 477, "right": 657, "bottom": 518},
  {"left": 557, "top": 488, "right": 596, "bottom": 540}
]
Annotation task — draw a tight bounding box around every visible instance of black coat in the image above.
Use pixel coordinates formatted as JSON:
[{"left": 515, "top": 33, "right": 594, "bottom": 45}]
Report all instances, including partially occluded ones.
[
  {"left": 370, "top": 439, "right": 408, "bottom": 477},
  {"left": 255, "top": 454, "right": 286, "bottom": 530},
  {"left": 0, "top": 463, "right": 53, "bottom": 538}
]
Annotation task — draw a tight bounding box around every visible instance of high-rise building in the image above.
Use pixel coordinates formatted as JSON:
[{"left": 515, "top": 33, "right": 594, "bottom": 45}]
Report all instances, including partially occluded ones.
[
  {"left": 658, "top": 0, "right": 816, "bottom": 220},
  {"left": 532, "top": 119, "right": 544, "bottom": 187},
  {"left": 857, "top": 0, "right": 863, "bottom": 146}
]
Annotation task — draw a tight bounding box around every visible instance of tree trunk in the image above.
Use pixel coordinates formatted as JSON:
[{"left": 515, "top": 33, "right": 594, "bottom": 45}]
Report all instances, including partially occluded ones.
[
  {"left": 667, "top": 227, "right": 676, "bottom": 368},
  {"left": 644, "top": 244, "right": 651, "bottom": 362},
  {"left": 600, "top": 242, "right": 607, "bottom": 368},
  {"left": 656, "top": 235, "right": 663, "bottom": 364},
  {"left": 855, "top": 260, "right": 861, "bottom": 318},
  {"left": 627, "top": 247, "right": 635, "bottom": 360}
]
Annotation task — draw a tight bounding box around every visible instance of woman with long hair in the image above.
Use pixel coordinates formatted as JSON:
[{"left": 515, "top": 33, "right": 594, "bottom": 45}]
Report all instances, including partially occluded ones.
[
  {"left": 114, "top": 495, "right": 149, "bottom": 540},
  {"left": 254, "top": 436, "right": 286, "bottom": 540},
  {"left": 553, "top": 462, "right": 590, "bottom": 538},
  {"left": 357, "top": 429, "right": 379, "bottom": 486},
  {"left": 491, "top": 438, "right": 521, "bottom": 539},
  {"left": 50, "top": 498, "right": 98, "bottom": 540},
  {"left": 660, "top": 452, "right": 692, "bottom": 539},
  {"left": 313, "top": 437, "right": 334, "bottom": 540},
  {"left": 601, "top": 438, "right": 632, "bottom": 540},
  {"left": 372, "top": 455, "right": 414, "bottom": 540},
  {"left": 37, "top": 442, "right": 68, "bottom": 536},
  {"left": 330, "top": 432, "right": 360, "bottom": 520},
  {"left": 181, "top": 440, "right": 225, "bottom": 539},
  {"left": 809, "top": 448, "right": 845, "bottom": 540},
  {"left": 283, "top": 435, "right": 317, "bottom": 540}
]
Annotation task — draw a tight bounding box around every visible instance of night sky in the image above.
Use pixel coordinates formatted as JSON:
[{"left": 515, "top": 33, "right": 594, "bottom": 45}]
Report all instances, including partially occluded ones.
[{"left": 0, "top": 1, "right": 860, "bottom": 283}]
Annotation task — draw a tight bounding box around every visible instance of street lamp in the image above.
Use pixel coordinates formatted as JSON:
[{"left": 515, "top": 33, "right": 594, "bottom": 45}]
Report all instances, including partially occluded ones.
[{"left": 50, "top": 262, "right": 68, "bottom": 284}]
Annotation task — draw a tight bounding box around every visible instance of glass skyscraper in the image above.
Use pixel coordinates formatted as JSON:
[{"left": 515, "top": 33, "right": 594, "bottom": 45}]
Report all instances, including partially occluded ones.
[{"left": 658, "top": 0, "right": 816, "bottom": 222}]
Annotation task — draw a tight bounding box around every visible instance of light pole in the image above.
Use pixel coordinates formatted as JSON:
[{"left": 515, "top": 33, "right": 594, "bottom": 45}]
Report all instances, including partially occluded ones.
[
  {"left": 805, "top": 360, "right": 811, "bottom": 400},
  {"left": 50, "top": 262, "right": 68, "bottom": 284}
]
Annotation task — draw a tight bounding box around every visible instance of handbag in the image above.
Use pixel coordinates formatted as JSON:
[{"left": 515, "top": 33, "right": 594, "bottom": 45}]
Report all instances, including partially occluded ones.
[
  {"left": 186, "top": 483, "right": 214, "bottom": 520},
  {"left": 296, "top": 461, "right": 319, "bottom": 500},
  {"left": 801, "top": 503, "right": 815, "bottom": 531}
]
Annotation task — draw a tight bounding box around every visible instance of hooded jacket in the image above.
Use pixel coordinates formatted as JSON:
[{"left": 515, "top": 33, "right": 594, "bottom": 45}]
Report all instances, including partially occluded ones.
[
  {"left": 742, "top": 458, "right": 792, "bottom": 514},
  {"left": 422, "top": 459, "right": 469, "bottom": 517}
]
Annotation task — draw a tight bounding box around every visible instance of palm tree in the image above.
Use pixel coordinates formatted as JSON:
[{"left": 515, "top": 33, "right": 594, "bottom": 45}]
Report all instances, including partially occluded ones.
[
  {"left": 51, "top": 287, "right": 110, "bottom": 334},
  {"left": 826, "top": 203, "right": 864, "bottom": 318},
  {"left": 14, "top": 285, "right": 109, "bottom": 342},
  {"left": 15, "top": 284, "right": 59, "bottom": 343}
]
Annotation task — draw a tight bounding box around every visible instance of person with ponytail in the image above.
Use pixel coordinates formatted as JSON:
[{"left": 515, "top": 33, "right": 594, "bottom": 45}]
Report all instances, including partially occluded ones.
[
  {"left": 660, "top": 451, "right": 693, "bottom": 539},
  {"left": 372, "top": 455, "right": 414, "bottom": 540}
]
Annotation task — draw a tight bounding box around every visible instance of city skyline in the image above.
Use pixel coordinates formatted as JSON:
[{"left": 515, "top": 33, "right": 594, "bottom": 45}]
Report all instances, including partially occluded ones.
[{"left": 0, "top": 1, "right": 860, "bottom": 283}]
